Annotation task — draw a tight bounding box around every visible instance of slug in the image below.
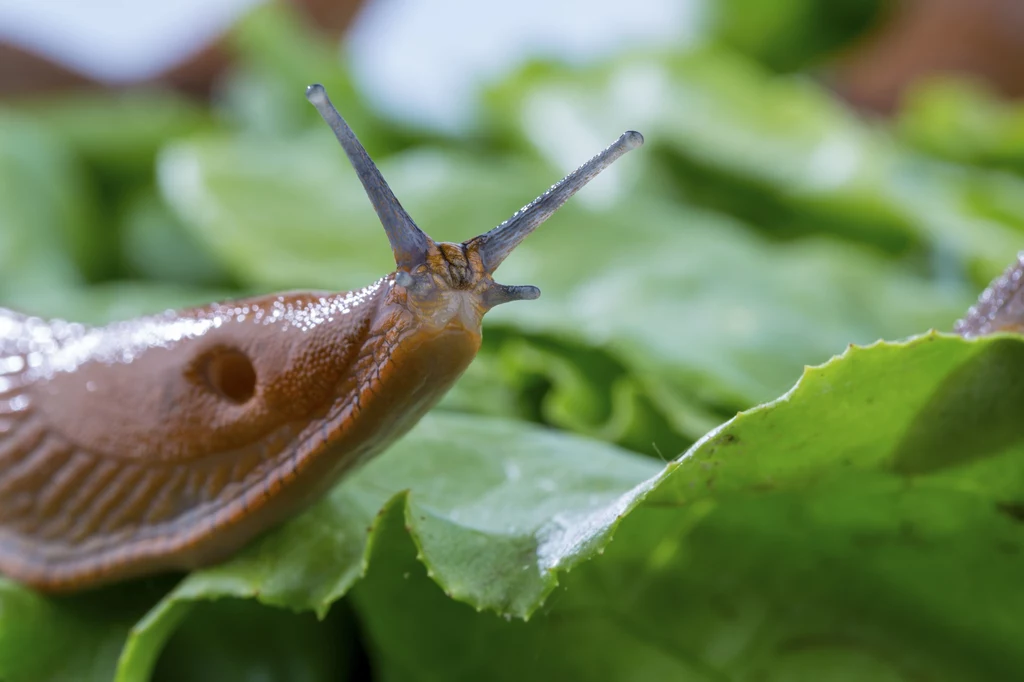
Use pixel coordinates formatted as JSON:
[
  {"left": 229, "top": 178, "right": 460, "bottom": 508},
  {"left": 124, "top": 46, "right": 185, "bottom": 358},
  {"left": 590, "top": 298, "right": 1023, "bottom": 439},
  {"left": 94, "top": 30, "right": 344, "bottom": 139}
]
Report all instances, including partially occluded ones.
[
  {"left": 955, "top": 252, "right": 1024, "bottom": 337},
  {"left": 0, "top": 84, "right": 644, "bottom": 593}
]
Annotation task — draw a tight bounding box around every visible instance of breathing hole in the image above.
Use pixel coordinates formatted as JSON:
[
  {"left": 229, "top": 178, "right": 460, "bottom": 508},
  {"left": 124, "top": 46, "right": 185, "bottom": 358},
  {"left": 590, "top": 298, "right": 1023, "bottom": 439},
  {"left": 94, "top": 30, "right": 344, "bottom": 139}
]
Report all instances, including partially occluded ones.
[{"left": 203, "top": 348, "right": 257, "bottom": 403}]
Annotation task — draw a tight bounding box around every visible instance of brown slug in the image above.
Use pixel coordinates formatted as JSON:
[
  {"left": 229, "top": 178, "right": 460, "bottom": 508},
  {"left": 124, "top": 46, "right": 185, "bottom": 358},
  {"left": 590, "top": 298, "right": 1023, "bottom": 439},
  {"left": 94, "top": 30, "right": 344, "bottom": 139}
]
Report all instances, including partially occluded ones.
[{"left": 0, "top": 83, "right": 644, "bottom": 593}]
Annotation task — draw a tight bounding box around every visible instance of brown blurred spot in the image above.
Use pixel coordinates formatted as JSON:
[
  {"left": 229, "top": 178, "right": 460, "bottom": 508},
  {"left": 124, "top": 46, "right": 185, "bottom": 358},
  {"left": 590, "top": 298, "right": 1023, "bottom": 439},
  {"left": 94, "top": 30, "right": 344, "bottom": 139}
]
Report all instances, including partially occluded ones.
[
  {"left": 0, "top": 0, "right": 365, "bottom": 101},
  {"left": 831, "top": 0, "right": 1024, "bottom": 114},
  {"left": 0, "top": 43, "right": 98, "bottom": 98}
]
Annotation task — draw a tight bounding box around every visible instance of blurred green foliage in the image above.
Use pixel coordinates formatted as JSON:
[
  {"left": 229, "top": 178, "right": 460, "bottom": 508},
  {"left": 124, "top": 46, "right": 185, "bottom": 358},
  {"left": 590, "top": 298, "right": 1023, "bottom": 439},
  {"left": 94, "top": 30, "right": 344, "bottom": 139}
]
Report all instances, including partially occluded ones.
[
  {"left": 2, "top": 1, "right": 1024, "bottom": 680},
  {"left": 704, "top": 0, "right": 884, "bottom": 71}
]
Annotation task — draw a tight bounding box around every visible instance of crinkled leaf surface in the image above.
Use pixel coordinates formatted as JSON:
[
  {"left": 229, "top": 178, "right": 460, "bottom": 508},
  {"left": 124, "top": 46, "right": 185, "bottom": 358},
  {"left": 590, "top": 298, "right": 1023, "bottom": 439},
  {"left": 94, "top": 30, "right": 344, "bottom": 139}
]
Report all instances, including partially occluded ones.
[
  {"left": 113, "top": 414, "right": 661, "bottom": 681},
  {"left": 351, "top": 333, "right": 1024, "bottom": 681},
  {"left": 497, "top": 209, "right": 969, "bottom": 407}
]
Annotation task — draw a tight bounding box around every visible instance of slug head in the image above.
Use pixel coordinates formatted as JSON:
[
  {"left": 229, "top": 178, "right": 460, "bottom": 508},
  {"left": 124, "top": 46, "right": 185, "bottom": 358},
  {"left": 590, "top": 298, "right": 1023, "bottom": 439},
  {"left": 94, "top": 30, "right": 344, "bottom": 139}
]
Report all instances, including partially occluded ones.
[{"left": 306, "top": 83, "right": 643, "bottom": 330}]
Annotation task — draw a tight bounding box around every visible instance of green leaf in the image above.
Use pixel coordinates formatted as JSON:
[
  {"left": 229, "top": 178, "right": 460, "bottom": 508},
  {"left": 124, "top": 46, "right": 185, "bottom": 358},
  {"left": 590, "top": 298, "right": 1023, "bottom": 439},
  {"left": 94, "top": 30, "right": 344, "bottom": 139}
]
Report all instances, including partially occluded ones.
[
  {"left": 120, "top": 189, "right": 232, "bottom": 287},
  {"left": 151, "top": 599, "right": 353, "bottom": 682},
  {"left": 442, "top": 331, "right": 705, "bottom": 454},
  {"left": 351, "top": 333, "right": 1024, "bottom": 681},
  {"left": 492, "top": 204, "right": 971, "bottom": 406},
  {"left": 0, "top": 578, "right": 174, "bottom": 682},
  {"left": 114, "top": 414, "right": 660, "bottom": 681},
  {"left": 12, "top": 90, "right": 211, "bottom": 176},
  {"left": 897, "top": 78, "right": 1024, "bottom": 171},
  {"left": 0, "top": 113, "right": 95, "bottom": 300},
  {"left": 218, "top": 0, "right": 391, "bottom": 149}
]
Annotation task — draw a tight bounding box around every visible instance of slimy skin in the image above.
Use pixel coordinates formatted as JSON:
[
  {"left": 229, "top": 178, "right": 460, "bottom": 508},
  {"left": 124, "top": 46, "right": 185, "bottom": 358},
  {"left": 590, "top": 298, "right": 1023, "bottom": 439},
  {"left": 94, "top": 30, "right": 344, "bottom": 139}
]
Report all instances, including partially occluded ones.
[{"left": 0, "top": 84, "right": 644, "bottom": 592}]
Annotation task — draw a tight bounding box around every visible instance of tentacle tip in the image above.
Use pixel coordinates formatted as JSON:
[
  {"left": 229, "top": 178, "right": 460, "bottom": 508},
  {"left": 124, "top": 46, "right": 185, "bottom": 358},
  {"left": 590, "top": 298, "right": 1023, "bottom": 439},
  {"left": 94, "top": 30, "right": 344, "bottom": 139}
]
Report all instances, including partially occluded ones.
[
  {"left": 622, "top": 130, "right": 644, "bottom": 149},
  {"left": 518, "top": 285, "right": 541, "bottom": 301},
  {"left": 485, "top": 283, "right": 541, "bottom": 309},
  {"left": 306, "top": 83, "right": 327, "bottom": 105}
]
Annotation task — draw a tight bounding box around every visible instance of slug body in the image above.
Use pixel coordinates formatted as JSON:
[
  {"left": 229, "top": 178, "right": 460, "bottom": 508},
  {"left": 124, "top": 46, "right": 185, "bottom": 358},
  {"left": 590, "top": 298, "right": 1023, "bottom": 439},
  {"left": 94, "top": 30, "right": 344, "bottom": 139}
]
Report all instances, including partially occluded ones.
[
  {"left": 0, "top": 84, "right": 644, "bottom": 592},
  {"left": 955, "top": 251, "right": 1024, "bottom": 338}
]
